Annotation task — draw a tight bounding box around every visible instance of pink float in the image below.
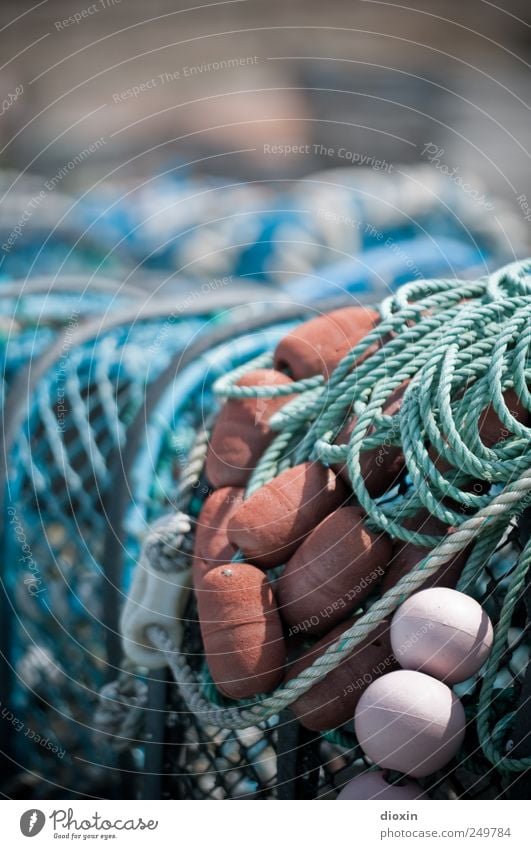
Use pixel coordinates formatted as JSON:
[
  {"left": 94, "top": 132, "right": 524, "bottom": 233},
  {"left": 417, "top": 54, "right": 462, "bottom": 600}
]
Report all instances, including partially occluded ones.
[
  {"left": 354, "top": 669, "right": 466, "bottom": 778},
  {"left": 390, "top": 587, "right": 493, "bottom": 684}
]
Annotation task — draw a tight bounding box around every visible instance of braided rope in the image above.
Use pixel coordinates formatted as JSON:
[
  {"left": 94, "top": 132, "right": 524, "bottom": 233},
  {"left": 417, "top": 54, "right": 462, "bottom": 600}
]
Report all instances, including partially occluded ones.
[
  {"left": 142, "top": 512, "right": 192, "bottom": 574},
  {"left": 94, "top": 671, "right": 148, "bottom": 750},
  {"left": 476, "top": 536, "right": 531, "bottom": 772},
  {"left": 174, "top": 419, "right": 212, "bottom": 504},
  {"left": 213, "top": 352, "right": 323, "bottom": 399}
]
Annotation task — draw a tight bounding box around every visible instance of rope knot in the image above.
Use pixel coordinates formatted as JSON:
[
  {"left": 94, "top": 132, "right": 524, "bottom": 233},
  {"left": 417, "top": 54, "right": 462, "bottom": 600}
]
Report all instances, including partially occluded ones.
[{"left": 143, "top": 511, "right": 192, "bottom": 573}]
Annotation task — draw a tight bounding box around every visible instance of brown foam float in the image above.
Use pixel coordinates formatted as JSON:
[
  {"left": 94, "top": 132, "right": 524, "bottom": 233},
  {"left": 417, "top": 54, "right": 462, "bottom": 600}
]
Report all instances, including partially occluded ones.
[
  {"left": 205, "top": 368, "right": 294, "bottom": 488},
  {"left": 192, "top": 486, "right": 244, "bottom": 587},
  {"left": 277, "top": 505, "right": 392, "bottom": 635},
  {"left": 429, "top": 387, "right": 529, "bottom": 474},
  {"left": 197, "top": 562, "right": 286, "bottom": 700},
  {"left": 273, "top": 306, "right": 380, "bottom": 380},
  {"left": 478, "top": 388, "right": 529, "bottom": 447},
  {"left": 334, "top": 381, "right": 407, "bottom": 497},
  {"left": 380, "top": 511, "right": 469, "bottom": 595},
  {"left": 227, "top": 461, "right": 348, "bottom": 568},
  {"left": 286, "top": 618, "right": 397, "bottom": 731}
]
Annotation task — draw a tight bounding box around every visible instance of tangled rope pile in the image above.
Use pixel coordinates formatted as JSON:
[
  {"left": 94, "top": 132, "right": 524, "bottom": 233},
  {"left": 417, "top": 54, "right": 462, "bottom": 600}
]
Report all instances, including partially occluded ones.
[{"left": 146, "top": 258, "right": 531, "bottom": 777}]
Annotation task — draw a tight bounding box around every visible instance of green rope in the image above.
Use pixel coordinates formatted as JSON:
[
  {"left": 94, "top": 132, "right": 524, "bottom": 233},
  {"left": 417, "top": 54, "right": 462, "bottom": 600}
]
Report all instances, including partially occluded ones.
[
  {"left": 213, "top": 351, "right": 323, "bottom": 398},
  {"left": 476, "top": 536, "right": 531, "bottom": 772}
]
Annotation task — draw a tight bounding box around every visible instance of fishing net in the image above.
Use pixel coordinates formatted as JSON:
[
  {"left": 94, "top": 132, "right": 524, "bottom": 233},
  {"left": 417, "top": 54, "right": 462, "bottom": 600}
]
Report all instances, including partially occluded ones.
[{"left": 109, "top": 261, "right": 531, "bottom": 800}]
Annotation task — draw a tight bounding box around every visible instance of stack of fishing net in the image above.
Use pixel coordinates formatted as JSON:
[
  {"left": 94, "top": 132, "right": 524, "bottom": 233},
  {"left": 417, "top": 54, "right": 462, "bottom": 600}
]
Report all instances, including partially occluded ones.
[{"left": 112, "top": 260, "right": 531, "bottom": 800}]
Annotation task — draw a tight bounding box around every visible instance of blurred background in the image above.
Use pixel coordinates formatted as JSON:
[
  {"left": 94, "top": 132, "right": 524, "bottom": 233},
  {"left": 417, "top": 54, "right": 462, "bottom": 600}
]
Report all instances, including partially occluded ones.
[
  {"left": 1, "top": 0, "right": 530, "bottom": 284},
  {"left": 1, "top": 0, "right": 530, "bottom": 192},
  {"left": 1, "top": 0, "right": 530, "bottom": 801}
]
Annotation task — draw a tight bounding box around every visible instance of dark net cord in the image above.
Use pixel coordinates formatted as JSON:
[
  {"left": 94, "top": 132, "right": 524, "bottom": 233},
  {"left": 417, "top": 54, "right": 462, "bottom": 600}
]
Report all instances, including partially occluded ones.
[{"left": 508, "top": 507, "right": 531, "bottom": 799}]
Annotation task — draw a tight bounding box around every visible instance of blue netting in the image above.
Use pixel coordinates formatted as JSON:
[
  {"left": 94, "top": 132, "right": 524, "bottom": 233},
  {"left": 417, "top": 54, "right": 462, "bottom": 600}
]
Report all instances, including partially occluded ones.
[{"left": 0, "top": 162, "right": 524, "bottom": 796}]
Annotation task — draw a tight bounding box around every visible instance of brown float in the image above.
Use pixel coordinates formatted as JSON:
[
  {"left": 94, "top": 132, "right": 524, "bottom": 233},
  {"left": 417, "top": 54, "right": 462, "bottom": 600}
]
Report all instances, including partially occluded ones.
[
  {"left": 286, "top": 618, "right": 397, "bottom": 731},
  {"left": 197, "top": 563, "right": 286, "bottom": 699},
  {"left": 192, "top": 486, "right": 244, "bottom": 586},
  {"left": 227, "top": 462, "right": 348, "bottom": 568},
  {"left": 273, "top": 306, "right": 380, "bottom": 380},
  {"left": 277, "top": 505, "right": 392, "bottom": 635},
  {"left": 205, "top": 368, "right": 294, "bottom": 488}
]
